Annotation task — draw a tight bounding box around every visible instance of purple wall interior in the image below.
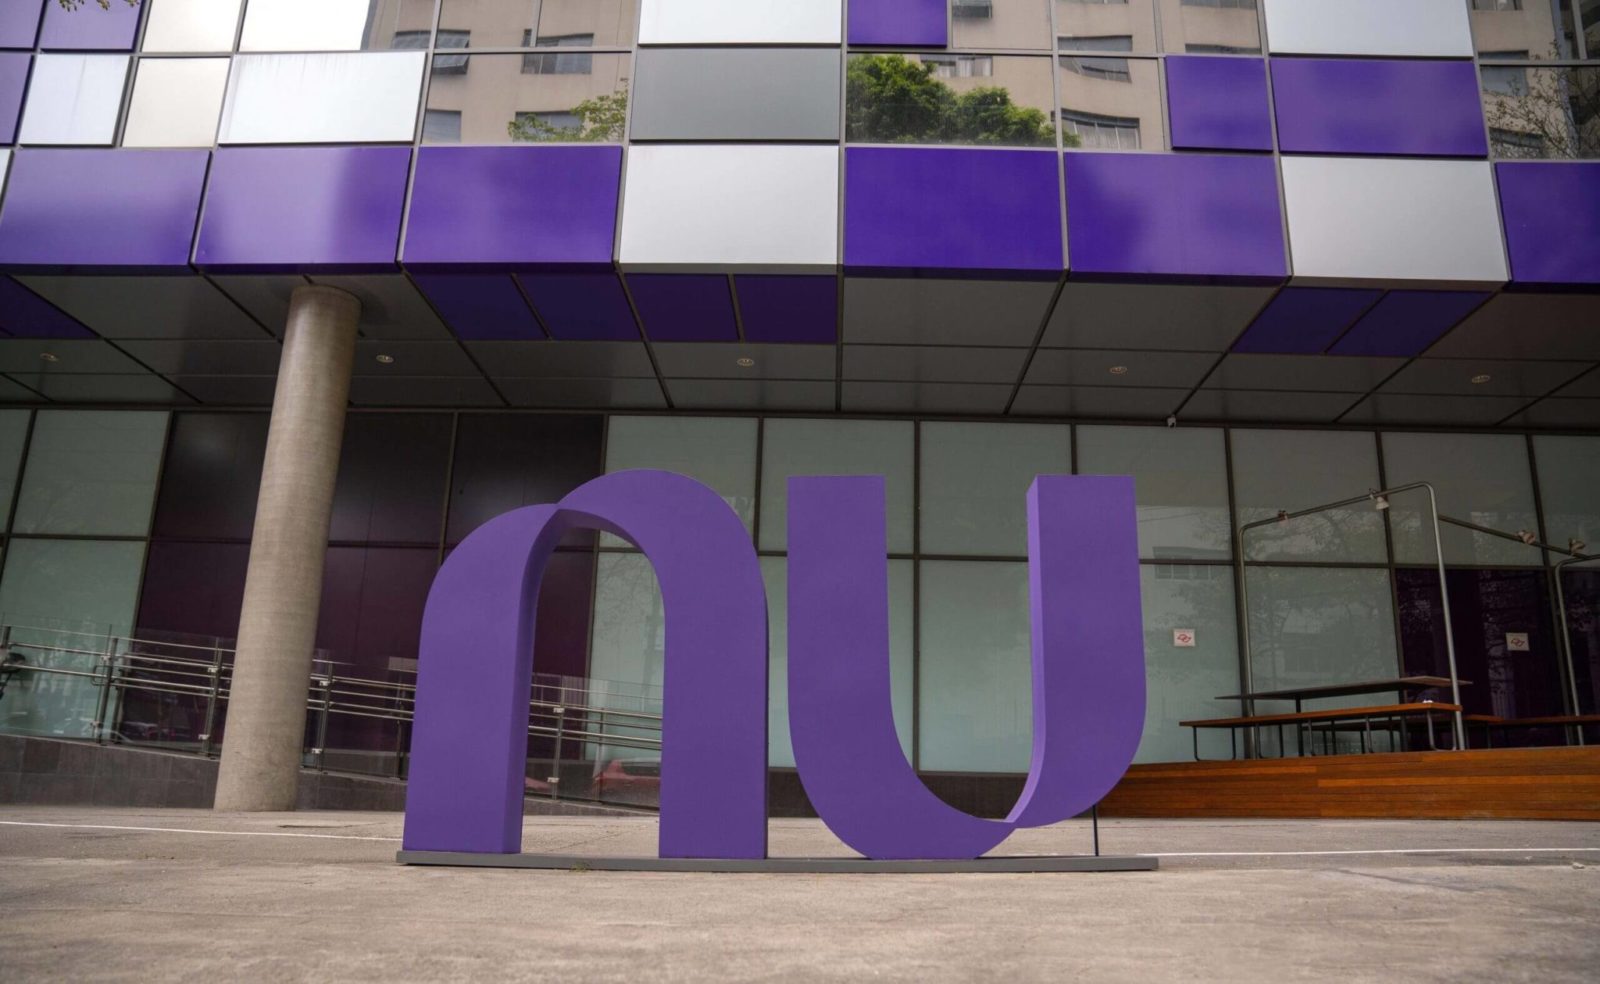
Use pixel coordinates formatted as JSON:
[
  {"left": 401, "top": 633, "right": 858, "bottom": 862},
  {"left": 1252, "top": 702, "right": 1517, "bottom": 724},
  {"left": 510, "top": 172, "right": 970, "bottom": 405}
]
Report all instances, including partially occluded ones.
[
  {"left": 1165, "top": 56, "right": 1272, "bottom": 152},
  {"left": 0, "top": 2, "right": 44, "bottom": 49},
  {"left": 403, "top": 146, "right": 622, "bottom": 270},
  {"left": 1496, "top": 162, "right": 1600, "bottom": 286},
  {"left": 1329, "top": 290, "right": 1489, "bottom": 358},
  {"left": 39, "top": 0, "right": 139, "bottom": 50},
  {"left": 0, "top": 52, "right": 29, "bottom": 144},
  {"left": 845, "top": 147, "right": 1062, "bottom": 276},
  {"left": 444, "top": 413, "right": 604, "bottom": 546},
  {"left": 0, "top": 276, "right": 93, "bottom": 338},
  {"left": 196, "top": 147, "right": 412, "bottom": 273},
  {"left": 849, "top": 0, "right": 948, "bottom": 47},
  {"left": 1065, "top": 153, "right": 1287, "bottom": 281},
  {"left": 736, "top": 275, "right": 838, "bottom": 344},
  {"left": 1271, "top": 58, "right": 1487, "bottom": 158},
  {"left": 413, "top": 272, "right": 545, "bottom": 341},
  {"left": 1231, "top": 287, "right": 1381, "bottom": 354},
  {"left": 517, "top": 271, "right": 640, "bottom": 341},
  {"left": 628, "top": 274, "right": 738, "bottom": 342},
  {"left": 0, "top": 149, "right": 209, "bottom": 272}
]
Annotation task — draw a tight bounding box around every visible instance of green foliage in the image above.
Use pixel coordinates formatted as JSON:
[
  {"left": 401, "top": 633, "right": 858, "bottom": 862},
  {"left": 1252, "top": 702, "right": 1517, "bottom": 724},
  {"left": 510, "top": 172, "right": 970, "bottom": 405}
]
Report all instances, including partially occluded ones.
[
  {"left": 508, "top": 85, "right": 629, "bottom": 144},
  {"left": 56, "top": 1, "right": 140, "bottom": 9},
  {"left": 846, "top": 54, "right": 1066, "bottom": 148}
]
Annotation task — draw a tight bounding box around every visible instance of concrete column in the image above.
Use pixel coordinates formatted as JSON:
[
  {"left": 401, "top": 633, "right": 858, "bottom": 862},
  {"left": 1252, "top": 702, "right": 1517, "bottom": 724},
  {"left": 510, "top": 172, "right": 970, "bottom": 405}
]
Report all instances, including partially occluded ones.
[{"left": 214, "top": 286, "right": 360, "bottom": 812}]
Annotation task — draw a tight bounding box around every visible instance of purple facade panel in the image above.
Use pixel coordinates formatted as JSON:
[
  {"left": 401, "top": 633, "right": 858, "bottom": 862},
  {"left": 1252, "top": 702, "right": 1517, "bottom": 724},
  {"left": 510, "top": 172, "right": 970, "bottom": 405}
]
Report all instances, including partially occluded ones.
[
  {"left": 845, "top": 147, "right": 1062, "bottom": 275},
  {"left": 404, "top": 146, "right": 622, "bottom": 269},
  {"left": 1065, "top": 153, "right": 1287, "bottom": 280},
  {"left": 1271, "top": 58, "right": 1487, "bottom": 158},
  {"left": 0, "top": 149, "right": 209, "bottom": 271},
  {"left": 517, "top": 271, "right": 640, "bottom": 341},
  {"left": 849, "top": 0, "right": 948, "bottom": 47},
  {"left": 628, "top": 274, "right": 738, "bottom": 343},
  {"left": 0, "top": 53, "right": 29, "bottom": 144},
  {"left": 0, "top": 2, "right": 43, "bottom": 49},
  {"left": 1329, "top": 290, "right": 1490, "bottom": 358},
  {"left": 39, "top": 0, "right": 140, "bottom": 50},
  {"left": 1165, "top": 56, "right": 1273, "bottom": 152},
  {"left": 736, "top": 275, "right": 838, "bottom": 344},
  {"left": 197, "top": 147, "right": 412, "bottom": 272},
  {"left": 1496, "top": 162, "right": 1600, "bottom": 286},
  {"left": 0, "top": 276, "right": 93, "bottom": 338},
  {"left": 413, "top": 273, "right": 544, "bottom": 341},
  {"left": 1231, "top": 287, "right": 1382, "bottom": 354}
]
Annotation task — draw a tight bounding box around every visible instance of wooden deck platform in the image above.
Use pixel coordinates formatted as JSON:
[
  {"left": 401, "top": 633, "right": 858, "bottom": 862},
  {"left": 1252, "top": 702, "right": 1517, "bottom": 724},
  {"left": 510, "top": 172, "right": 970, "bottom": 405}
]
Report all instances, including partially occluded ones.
[{"left": 1098, "top": 746, "right": 1600, "bottom": 822}]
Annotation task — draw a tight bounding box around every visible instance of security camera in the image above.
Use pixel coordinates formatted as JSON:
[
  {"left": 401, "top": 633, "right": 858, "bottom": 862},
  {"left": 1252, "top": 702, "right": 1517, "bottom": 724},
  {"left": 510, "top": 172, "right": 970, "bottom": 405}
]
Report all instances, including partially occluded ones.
[{"left": 1165, "top": 415, "right": 1178, "bottom": 429}]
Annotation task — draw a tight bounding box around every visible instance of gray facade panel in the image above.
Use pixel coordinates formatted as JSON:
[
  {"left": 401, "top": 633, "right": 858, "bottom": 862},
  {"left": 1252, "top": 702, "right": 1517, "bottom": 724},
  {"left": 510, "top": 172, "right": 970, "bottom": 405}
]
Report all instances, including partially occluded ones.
[{"left": 629, "top": 47, "right": 841, "bottom": 141}]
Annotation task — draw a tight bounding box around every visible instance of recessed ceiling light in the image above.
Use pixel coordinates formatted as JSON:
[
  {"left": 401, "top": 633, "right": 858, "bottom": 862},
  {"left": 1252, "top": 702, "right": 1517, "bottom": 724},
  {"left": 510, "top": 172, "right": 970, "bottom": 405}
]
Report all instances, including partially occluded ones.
[
  {"left": 1109, "top": 366, "right": 1129, "bottom": 376},
  {"left": 736, "top": 357, "right": 756, "bottom": 368},
  {"left": 39, "top": 353, "right": 59, "bottom": 363},
  {"left": 1470, "top": 374, "right": 1492, "bottom": 384},
  {"left": 375, "top": 354, "right": 395, "bottom": 365}
]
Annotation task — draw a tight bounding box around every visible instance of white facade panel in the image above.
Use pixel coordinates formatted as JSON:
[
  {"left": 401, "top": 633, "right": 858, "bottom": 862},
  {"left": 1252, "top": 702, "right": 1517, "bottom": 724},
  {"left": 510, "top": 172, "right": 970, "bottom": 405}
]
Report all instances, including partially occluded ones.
[
  {"left": 1281, "top": 157, "right": 1508, "bottom": 283},
  {"left": 142, "top": 0, "right": 244, "bottom": 52},
  {"left": 619, "top": 145, "right": 840, "bottom": 268},
  {"left": 638, "top": 0, "right": 842, "bottom": 45},
  {"left": 217, "top": 52, "right": 425, "bottom": 144},
  {"left": 240, "top": 0, "right": 375, "bottom": 51},
  {"left": 1263, "top": 0, "right": 1473, "bottom": 57},
  {"left": 0, "top": 150, "right": 10, "bottom": 196},
  {"left": 123, "top": 58, "right": 231, "bottom": 148},
  {"left": 18, "top": 55, "right": 129, "bottom": 146}
]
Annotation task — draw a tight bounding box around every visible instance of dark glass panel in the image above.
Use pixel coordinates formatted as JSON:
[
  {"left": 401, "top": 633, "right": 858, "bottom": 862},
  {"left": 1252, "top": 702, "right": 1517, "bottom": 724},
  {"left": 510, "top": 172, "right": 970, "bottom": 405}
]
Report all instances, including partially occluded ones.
[
  {"left": 1560, "top": 568, "right": 1600, "bottom": 716},
  {"left": 151, "top": 413, "right": 269, "bottom": 541},
  {"left": 445, "top": 413, "right": 604, "bottom": 545},
  {"left": 329, "top": 413, "right": 453, "bottom": 545},
  {"left": 135, "top": 540, "right": 251, "bottom": 643}
]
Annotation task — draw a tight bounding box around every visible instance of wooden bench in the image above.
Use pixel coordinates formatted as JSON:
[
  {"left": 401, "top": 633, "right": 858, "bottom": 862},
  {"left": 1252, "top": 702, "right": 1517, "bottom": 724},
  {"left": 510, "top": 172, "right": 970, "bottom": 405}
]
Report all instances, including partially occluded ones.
[
  {"left": 1180, "top": 702, "right": 1463, "bottom": 761},
  {"left": 1466, "top": 714, "right": 1600, "bottom": 749}
]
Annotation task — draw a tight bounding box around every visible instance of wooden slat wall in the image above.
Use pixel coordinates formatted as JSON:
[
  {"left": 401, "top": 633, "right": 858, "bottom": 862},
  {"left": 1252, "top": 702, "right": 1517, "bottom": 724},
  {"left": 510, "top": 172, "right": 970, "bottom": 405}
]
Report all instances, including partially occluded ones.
[{"left": 1098, "top": 747, "right": 1600, "bottom": 821}]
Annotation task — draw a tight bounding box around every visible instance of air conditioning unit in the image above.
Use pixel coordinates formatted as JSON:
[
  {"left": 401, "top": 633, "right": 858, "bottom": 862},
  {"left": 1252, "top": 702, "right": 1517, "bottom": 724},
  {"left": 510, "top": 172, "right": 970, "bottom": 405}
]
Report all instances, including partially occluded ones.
[{"left": 953, "top": 0, "right": 993, "bottom": 19}]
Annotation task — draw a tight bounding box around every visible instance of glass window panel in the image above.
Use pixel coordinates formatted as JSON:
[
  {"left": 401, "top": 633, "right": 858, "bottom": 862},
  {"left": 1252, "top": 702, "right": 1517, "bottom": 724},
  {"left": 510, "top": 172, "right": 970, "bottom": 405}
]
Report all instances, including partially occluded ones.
[
  {"left": 845, "top": 53, "right": 1057, "bottom": 147},
  {"left": 1245, "top": 566, "right": 1400, "bottom": 709},
  {"left": 1057, "top": 0, "right": 1157, "bottom": 52},
  {"left": 1158, "top": 0, "right": 1261, "bottom": 54},
  {"left": 1137, "top": 563, "right": 1239, "bottom": 763},
  {"left": 952, "top": 0, "right": 1053, "bottom": 50},
  {"left": 316, "top": 546, "right": 438, "bottom": 678},
  {"left": 1077, "top": 425, "right": 1231, "bottom": 561},
  {"left": 764, "top": 557, "right": 912, "bottom": 769},
  {"left": 423, "top": 52, "right": 631, "bottom": 144},
  {"left": 142, "top": 0, "right": 245, "bottom": 52},
  {"left": 219, "top": 52, "right": 426, "bottom": 144},
  {"left": 0, "top": 410, "right": 30, "bottom": 523},
  {"left": 1057, "top": 52, "right": 1165, "bottom": 149},
  {"left": 0, "top": 539, "right": 146, "bottom": 739},
  {"left": 438, "top": 0, "right": 638, "bottom": 49},
  {"left": 919, "top": 421, "right": 1071, "bottom": 557},
  {"left": 13, "top": 411, "right": 167, "bottom": 537},
  {"left": 136, "top": 541, "right": 250, "bottom": 643},
  {"left": 604, "top": 416, "right": 757, "bottom": 536},
  {"left": 1382, "top": 432, "right": 1542, "bottom": 566},
  {"left": 1533, "top": 435, "right": 1600, "bottom": 560},
  {"left": 446, "top": 414, "right": 603, "bottom": 545},
  {"left": 240, "top": 0, "right": 438, "bottom": 52},
  {"left": 19, "top": 54, "right": 128, "bottom": 146},
  {"left": 152, "top": 413, "right": 268, "bottom": 541},
  {"left": 1481, "top": 66, "right": 1600, "bottom": 158},
  {"left": 918, "top": 560, "right": 1032, "bottom": 773},
  {"left": 122, "top": 57, "right": 230, "bottom": 147},
  {"left": 329, "top": 414, "right": 452, "bottom": 545},
  {"left": 1231, "top": 429, "right": 1386, "bottom": 563},
  {"left": 759, "top": 419, "right": 915, "bottom": 553},
  {"left": 588, "top": 551, "right": 665, "bottom": 703},
  {"left": 1469, "top": 0, "right": 1581, "bottom": 60}
]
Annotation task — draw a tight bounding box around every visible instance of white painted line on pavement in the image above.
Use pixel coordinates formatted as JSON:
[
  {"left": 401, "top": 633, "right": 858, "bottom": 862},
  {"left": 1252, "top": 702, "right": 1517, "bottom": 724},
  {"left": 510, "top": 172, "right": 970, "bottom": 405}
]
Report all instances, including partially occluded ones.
[
  {"left": 1148, "top": 847, "right": 1600, "bottom": 858},
  {"left": 0, "top": 820, "right": 401, "bottom": 842}
]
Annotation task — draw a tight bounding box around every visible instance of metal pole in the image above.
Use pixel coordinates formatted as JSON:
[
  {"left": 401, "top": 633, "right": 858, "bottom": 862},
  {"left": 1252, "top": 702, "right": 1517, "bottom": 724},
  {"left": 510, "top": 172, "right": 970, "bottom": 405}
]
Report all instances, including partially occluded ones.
[
  {"left": 550, "top": 706, "right": 565, "bottom": 801},
  {"left": 1424, "top": 485, "right": 1466, "bottom": 751},
  {"left": 1233, "top": 520, "right": 1257, "bottom": 758},
  {"left": 314, "top": 674, "right": 332, "bottom": 772},
  {"left": 200, "top": 646, "right": 223, "bottom": 757},
  {"left": 1554, "top": 556, "right": 1593, "bottom": 747},
  {"left": 91, "top": 639, "right": 118, "bottom": 745}
]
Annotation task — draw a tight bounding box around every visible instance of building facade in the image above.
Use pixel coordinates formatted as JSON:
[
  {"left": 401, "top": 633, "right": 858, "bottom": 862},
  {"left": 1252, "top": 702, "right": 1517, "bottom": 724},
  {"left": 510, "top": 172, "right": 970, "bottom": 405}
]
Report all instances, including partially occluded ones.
[{"left": 0, "top": 1, "right": 1596, "bottom": 796}]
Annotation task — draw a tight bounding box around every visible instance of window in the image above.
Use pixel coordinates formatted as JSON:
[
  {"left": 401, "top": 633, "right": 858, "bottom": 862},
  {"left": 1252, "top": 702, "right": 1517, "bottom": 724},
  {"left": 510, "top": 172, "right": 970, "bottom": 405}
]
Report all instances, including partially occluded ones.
[
  {"left": 522, "top": 32, "right": 595, "bottom": 75},
  {"left": 1471, "top": 0, "right": 1523, "bottom": 10},
  {"left": 1490, "top": 126, "right": 1547, "bottom": 157},
  {"left": 1185, "top": 43, "right": 1260, "bottom": 53},
  {"left": 1063, "top": 108, "right": 1141, "bottom": 147},
  {"left": 953, "top": 0, "right": 994, "bottom": 17},
  {"left": 1067, "top": 0, "right": 1128, "bottom": 4},
  {"left": 923, "top": 54, "right": 995, "bottom": 78},
  {"left": 1182, "top": 0, "right": 1256, "bottom": 7},
  {"left": 1059, "top": 34, "right": 1134, "bottom": 51},
  {"left": 435, "top": 30, "right": 470, "bottom": 74},
  {"left": 422, "top": 109, "right": 461, "bottom": 143},
  {"left": 1059, "top": 35, "right": 1133, "bottom": 82}
]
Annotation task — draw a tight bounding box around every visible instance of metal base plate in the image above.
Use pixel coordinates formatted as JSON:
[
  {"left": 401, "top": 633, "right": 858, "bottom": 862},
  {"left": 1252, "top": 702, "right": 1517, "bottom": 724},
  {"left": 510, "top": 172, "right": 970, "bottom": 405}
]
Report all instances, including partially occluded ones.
[{"left": 397, "top": 851, "right": 1158, "bottom": 873}]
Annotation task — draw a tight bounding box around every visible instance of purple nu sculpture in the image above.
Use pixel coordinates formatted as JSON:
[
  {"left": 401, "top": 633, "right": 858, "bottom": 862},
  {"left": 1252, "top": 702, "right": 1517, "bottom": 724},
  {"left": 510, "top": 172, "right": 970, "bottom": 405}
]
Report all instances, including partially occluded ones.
[{"left": 401, "top": 469, "right": 1145, "bottom": 865}]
